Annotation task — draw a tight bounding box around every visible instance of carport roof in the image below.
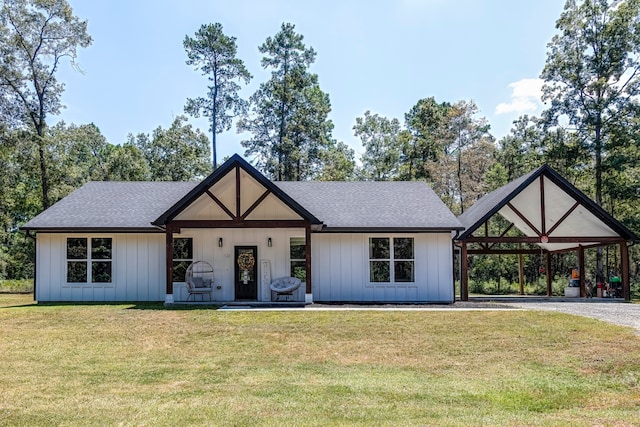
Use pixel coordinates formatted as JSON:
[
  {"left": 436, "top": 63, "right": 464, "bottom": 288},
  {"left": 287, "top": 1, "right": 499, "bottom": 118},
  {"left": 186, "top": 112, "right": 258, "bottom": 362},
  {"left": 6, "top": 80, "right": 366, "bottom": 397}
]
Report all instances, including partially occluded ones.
[{"left": 457, "top": 165, "right": 638, "bottom": 251}]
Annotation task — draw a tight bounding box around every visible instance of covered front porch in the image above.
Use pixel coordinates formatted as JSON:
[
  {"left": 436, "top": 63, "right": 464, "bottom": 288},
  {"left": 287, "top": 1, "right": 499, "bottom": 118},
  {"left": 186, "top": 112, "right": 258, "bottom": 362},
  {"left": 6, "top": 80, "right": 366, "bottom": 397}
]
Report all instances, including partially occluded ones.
[
  {"left": 166, "top": 227, "right": 311, "bottom": 304},
  {"left": 151, "top": 155, "right": 322, "bottom": 305}
]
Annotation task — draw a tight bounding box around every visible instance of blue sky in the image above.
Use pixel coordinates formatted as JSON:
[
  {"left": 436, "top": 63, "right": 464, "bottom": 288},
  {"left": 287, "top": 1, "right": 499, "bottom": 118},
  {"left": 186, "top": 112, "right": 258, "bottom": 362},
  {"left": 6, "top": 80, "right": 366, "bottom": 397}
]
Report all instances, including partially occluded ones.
[{"left": 56, "top": 0, "right": 565, "bottom": 161}]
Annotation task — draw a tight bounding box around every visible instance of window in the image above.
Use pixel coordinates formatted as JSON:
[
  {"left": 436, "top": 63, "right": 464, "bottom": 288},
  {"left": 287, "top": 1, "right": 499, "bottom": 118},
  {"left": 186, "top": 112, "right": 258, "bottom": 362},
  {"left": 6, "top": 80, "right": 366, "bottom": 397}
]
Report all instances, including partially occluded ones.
[
  {"left": 66, "top": 237, "right": 112, "bottom": 284},
  {"left": 172, "top": 238, "right": 193, "bottom": 282},
  {"left": 67, "top": 238, "right": 88, "bottom": 283},
  {"left": 369, "top": 237, "right": 414, "bottom": 283},
  {"left": 290, "top": 237, "right": 306, "bottom": 283}
]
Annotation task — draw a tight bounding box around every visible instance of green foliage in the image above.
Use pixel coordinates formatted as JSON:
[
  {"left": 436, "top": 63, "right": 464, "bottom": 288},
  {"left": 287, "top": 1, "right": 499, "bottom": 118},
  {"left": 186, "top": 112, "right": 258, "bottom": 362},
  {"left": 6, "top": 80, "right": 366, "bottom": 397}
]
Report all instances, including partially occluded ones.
[
  {"left": 133, "top": 116, "right": 212, "bottom": 181},
  {"left": 0, "top": 279, "right": 33, "bottom": 293},
  {"left": 425, "top": 100, "right": 494, "bottom": 214},
  {"left": 541, "top": 0, "right": 640, "bottom": 205},
  {"left": 184, "top": 22, "right": 251, "bottom": 168},
  {"left": 239, "top": 23, "right": 334, "bottom": 181},
  {"left": 353, "top": 111, "right": 403, "bottom": 181},
  {"left": 401, "top": 97, "right": 451, "bottom": 180},
  {"left": 0, "top": 0, "right": 92, "bottom": 209},
  {"left": 316, "top": 140, "right": 356, "bottom": 181}
]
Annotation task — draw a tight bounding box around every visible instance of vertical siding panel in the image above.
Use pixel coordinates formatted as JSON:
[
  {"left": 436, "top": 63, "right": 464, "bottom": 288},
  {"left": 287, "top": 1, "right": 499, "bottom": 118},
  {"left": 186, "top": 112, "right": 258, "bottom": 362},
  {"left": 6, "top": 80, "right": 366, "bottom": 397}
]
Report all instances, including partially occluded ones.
[
  {"left": 38, "top": 234, "right": 50, "bottom": 301},
  {"left": 329, "top": 235, "right": 341, "bottom": 301},
  {"left": 126, "top": 235, "right": 137, "bottom": 300},
  {"left": 415, "top": 234, "right": 427, "bottom": 301},
  {"left": 148, "top": 235, "right": 161, "bottom": 301},
  {"left": 339, "top": 234, "right": 351, "bottom": 301},
  {"left": 50, "top": 235, "right": 60, "bottom": 301},
  {"left": 103, "top": 235, "right": 116, "bottom": 301},
  {"left": 438, "top": 233, "right": 453, "bottom": 302},
  {"left": 427, "top": 234, "right": 439, "bottom": 301},
  {"left": 315, "top": 235, "right": 330, "bottom": 301},
  {"left": 138, "top": 234, "right": 149, "bottom": 301}
]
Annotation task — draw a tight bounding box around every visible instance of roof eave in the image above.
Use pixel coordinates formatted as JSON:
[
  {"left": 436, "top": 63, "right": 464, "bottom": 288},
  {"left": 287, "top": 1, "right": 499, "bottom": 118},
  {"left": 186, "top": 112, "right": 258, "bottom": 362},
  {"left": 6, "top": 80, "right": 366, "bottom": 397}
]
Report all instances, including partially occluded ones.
[
  {"left": 19, "top": 226, "right": 164, "bottom": 233},
  {"left": 318, "top": 226, "right": 465, "bottom": 233}
]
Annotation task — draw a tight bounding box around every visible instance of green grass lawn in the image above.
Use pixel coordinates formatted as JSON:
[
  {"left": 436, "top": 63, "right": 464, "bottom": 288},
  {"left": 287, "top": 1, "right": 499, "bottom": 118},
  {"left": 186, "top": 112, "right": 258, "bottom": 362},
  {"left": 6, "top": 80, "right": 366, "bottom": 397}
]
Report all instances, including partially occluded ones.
[{"left": 1, "top": 294, "right": 638, "bottom": 426}]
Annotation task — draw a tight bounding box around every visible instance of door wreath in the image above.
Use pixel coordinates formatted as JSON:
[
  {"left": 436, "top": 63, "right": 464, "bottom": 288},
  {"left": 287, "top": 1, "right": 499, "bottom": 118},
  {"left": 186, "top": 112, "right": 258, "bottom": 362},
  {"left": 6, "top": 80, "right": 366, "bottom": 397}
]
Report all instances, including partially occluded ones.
[{"left": 237, "top": 252, "right": 255, "bottom": 284}]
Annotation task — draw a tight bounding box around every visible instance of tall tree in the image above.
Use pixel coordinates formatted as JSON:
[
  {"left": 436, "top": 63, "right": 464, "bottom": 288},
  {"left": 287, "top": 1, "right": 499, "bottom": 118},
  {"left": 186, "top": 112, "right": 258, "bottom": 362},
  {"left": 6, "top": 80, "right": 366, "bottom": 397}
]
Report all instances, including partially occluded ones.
[
  {"left": 133, "top": 116, "right": 211, "bottom": 181},
  {"left": 401, "top": 97, "right": 451, "bottom": 180},
  {"left": 316, "top": 140, "right": 356, "bottom": 181},
  {"left": 541, "top": 0, "right": 640, "bottom": 207},
  {"left": 541, "top": 0, "right": 640, "bottom": 283},
  {"left": 423, "top": 101, "right": 492, "bottom": 213},
  {"left": 239, "top": 22, "right": 333, "bottom": 181},
  {"left": 0, "top": 0, "right": 91, "bottom": 209},
  {"left": 354, "top": 111, "right": 403, "bottom": 181},
  {"left": 184, "top": 23, "right": 251, "bottom": 169}
]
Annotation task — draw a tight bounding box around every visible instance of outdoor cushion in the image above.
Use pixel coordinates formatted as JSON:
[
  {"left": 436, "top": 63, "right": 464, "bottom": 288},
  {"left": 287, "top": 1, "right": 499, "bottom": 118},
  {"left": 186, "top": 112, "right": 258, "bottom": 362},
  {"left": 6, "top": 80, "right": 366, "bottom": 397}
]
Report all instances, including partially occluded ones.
[
  {"left": 270, "top": 277, "right": 302, "bottom": 294},
  {"left": 191, "top": 277, "right": 205, "bottom": 288}
]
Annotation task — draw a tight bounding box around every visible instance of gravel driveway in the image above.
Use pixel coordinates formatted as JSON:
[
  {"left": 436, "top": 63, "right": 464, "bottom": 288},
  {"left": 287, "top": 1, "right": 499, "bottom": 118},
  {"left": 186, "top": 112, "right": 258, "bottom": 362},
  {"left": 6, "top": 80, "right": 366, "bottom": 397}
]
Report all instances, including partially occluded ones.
[{"left": 503, "top": 302, "right": 640, "bottom": 334}]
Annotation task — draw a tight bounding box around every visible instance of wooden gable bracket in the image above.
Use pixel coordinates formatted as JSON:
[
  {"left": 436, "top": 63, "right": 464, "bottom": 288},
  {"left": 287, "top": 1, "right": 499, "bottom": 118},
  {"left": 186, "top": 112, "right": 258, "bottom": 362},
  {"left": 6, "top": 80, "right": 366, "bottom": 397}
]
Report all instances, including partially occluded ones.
[
  {"left": 205, "top": 189, "right": 236, "bottom": 220},
  {"left": 546, "top": 202, "right": 580, "bottom": 236},
  {"left": 506, "top": 202, "right": 541, "bottom": 237},
  {"left": 241, "top": 189, "right": 271, "bottom": 220}
]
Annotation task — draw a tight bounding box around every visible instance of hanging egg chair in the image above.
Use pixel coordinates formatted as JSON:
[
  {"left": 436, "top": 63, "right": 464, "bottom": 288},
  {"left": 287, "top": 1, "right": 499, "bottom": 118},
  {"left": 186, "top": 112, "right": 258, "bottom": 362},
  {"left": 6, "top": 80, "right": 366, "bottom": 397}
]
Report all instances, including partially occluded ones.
[{"left": 184, "top": 261, "right": 214, "bottom": 301}]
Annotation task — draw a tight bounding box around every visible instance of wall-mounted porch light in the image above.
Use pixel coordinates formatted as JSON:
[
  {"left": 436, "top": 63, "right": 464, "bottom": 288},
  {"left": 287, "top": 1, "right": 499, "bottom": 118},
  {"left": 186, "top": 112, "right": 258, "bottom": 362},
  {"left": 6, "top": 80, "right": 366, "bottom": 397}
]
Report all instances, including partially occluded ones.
[
  {"left": 267, "top": 237, "right": 272, "bottom": 247},
  {"left": 218, "top": 238, "right": 223, "bottom": 248}
]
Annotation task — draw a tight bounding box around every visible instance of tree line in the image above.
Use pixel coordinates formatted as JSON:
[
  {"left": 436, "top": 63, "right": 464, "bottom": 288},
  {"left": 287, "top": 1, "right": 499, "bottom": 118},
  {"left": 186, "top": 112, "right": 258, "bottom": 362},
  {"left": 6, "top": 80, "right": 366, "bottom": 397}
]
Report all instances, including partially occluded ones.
[{"left": 1, "top": 0, "right": 639, "bottom": 290}]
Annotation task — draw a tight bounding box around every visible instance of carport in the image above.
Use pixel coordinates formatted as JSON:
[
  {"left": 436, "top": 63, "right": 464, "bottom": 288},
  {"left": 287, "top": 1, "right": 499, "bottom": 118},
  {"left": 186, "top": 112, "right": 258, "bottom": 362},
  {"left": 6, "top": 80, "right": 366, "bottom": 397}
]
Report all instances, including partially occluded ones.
[{"left": 455, "top": 165, "right": 638, "bottom": 301}]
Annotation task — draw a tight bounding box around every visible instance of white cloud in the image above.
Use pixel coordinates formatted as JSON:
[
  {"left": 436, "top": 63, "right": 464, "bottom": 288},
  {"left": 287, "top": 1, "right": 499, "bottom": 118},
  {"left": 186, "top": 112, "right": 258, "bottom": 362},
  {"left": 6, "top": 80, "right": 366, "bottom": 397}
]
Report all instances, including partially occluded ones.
[{"left": 495, "top": 78, "right": 543, "bottom": 115}]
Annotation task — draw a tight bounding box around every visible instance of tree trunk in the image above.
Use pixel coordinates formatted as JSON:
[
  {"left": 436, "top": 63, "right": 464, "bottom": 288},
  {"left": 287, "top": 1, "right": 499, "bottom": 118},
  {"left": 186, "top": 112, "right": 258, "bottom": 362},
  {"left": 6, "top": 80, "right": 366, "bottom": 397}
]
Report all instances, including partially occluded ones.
[
  {"left": 595, "top": 118, "right": 604, "bottom": 284},
  {"left": 212, "top": 68, "right": 219, "bottom": 170},
  {"left": 37, "top": 136, "right": 50, "bottom": 209}
]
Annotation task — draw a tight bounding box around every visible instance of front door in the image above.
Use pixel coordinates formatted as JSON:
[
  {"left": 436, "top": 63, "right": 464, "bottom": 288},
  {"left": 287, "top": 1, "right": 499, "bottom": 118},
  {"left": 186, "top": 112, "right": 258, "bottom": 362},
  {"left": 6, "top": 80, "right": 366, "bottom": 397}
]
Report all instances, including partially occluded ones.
[{"left": 234, "top": 246, "right": 258, "bottom": 300}]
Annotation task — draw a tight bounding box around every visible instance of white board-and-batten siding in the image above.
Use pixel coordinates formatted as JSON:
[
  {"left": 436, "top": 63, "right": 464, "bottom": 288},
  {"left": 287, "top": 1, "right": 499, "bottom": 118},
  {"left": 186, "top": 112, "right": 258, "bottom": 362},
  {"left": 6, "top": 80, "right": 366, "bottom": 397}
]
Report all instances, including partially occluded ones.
[
  {"left": 35, "top": 233, "right": 165, "bottom": 302},
  {"left": 311, "top": 233, "right": 454, "bottom": 303}
]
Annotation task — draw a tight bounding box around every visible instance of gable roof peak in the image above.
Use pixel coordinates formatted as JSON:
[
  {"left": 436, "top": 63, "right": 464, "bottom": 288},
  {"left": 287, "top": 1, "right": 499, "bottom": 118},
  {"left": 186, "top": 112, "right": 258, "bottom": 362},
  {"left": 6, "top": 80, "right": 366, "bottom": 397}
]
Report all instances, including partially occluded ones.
[{"left": 152, "top": 153, "right": 322, "bottom": 226}]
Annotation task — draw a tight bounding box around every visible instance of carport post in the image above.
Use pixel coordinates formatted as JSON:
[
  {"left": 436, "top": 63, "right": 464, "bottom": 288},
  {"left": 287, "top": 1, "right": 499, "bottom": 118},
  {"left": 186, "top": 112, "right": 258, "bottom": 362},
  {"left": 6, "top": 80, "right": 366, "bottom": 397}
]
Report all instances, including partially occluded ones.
[
  {"left": 546, "top": 251, "right": 552, "bottom": 297},
  {"left": 578, "top": 245, "right": 585, "bottom": 297},
  {"left": 460, "top": 242, "right": 469, "bottom": 301},
  {"left": 621, "top": 242, "right": 630, "bottom": 301}
]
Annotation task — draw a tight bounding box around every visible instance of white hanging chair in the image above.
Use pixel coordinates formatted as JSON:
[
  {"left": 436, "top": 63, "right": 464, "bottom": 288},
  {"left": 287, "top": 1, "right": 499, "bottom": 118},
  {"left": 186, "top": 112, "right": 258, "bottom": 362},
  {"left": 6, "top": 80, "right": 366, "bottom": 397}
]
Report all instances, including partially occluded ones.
[{"left": 184, "top": 261, "right": 214, "bottom": 302}]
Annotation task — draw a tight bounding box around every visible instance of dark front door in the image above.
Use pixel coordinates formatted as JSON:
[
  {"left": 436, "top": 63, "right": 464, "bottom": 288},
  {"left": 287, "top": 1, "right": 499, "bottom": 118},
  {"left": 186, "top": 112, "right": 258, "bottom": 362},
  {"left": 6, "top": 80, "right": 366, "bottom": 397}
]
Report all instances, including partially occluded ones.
[{"left": 234, "top": 246, "right": 258, "bottom": 300}]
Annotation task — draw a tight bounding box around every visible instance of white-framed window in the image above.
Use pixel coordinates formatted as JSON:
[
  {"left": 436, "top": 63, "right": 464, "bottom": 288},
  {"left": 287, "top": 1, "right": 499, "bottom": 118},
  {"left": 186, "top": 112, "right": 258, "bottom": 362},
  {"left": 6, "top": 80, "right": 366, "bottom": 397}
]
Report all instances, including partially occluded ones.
[
  {"left": 369, "top": 237, "right": 414, "bottom": 283},
  {"left": 172, "top": 237, "right": 193, "bottom": 282},
  {"left": 66, "top": 237, "right": 112, "bottom": 284},
  {"left": 290, "top": 237, "right": 306, "bottom": 283}
]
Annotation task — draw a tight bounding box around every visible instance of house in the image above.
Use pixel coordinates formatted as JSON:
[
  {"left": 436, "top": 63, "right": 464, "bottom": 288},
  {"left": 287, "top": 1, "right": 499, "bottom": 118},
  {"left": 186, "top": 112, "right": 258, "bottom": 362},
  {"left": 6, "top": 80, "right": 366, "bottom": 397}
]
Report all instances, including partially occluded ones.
[{"left": 22, "top": 154, "right": 464, "bottom": 304}]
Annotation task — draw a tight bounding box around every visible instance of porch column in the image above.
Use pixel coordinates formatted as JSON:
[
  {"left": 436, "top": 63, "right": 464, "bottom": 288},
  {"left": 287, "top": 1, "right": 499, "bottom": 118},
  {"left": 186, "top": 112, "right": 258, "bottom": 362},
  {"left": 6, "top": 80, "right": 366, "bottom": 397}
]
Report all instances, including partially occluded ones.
[
  {"left": 165, "top": 226, "right": 174, "bottom": 303},
  {"left": 460, "top": 242, "right": 469, "bottom": 301},
  {"left": 305, "top": 224, "right": 312, "bottom": 295},
  {"left": 578, "top": 245, "right": 585, "bottom": 297},
  {"left": 621, "top": 241, "right": 630, "bottom": 301}
]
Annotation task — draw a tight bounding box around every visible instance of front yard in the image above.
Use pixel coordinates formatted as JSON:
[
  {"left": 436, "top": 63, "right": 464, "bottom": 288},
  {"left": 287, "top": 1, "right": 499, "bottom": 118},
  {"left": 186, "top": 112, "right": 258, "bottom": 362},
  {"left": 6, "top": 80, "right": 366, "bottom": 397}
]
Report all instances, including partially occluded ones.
[{"left": 0, "top": 294, "right": 638, "bottom": 426}]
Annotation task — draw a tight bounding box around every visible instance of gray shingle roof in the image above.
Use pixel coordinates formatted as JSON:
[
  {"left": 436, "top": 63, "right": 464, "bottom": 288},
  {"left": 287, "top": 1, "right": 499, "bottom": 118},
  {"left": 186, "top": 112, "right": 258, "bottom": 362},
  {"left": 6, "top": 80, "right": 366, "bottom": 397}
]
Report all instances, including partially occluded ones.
[
  {"left": 276, "top": 181, "right": 463, "bottom": 230},
  {"left": 23, "top": 180, "right": 463, "bottom": 232},
  {"left": 22, "top": 181, "right": 198, "bottom": 231}
]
